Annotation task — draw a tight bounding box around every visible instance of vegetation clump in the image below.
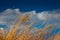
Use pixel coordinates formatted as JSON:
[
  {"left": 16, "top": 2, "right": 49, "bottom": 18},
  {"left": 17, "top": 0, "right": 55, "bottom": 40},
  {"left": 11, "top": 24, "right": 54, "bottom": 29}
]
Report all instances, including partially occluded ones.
[{"left": 0, "top": 14, "right": 59, "bottom": 40}]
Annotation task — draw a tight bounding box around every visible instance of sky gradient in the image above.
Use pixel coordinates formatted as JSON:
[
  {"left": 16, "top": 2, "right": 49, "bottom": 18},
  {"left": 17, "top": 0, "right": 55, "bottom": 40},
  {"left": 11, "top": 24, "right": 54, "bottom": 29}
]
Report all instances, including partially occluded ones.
[
  {"left": 0, "top": 0, "right": 60, "bottom": 35},
  {"left": 0, "top": 0, "right": 60, "bottom": 12}
]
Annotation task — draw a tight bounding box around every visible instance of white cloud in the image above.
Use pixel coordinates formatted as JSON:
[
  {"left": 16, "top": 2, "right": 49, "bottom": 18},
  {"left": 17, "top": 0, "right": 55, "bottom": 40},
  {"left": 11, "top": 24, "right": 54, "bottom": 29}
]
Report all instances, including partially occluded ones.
[
  {"left": 37, "top": 11, "right": 48, "bottom": 20},
  {"left": 0, "top": 9, "right": 22, "bottom": 25},
  {"left": 37, "top": 10, "right": 60, "bottom": 21},
  {"left": 0, "top": 9, "right": 60, "bottom": 27},
  {"left": 0, "top": 9, "right": 37, "bottom": 25}
]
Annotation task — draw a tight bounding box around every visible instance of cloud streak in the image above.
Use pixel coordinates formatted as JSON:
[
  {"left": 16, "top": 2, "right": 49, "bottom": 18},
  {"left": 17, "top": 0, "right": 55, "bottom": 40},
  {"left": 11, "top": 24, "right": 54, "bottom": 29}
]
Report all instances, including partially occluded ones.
[
  {"left": 37, "top": 10, "right": 60, "bottom": 21},
  {"left": 0, "top": 9, "right": 60, "bottom": 28}
]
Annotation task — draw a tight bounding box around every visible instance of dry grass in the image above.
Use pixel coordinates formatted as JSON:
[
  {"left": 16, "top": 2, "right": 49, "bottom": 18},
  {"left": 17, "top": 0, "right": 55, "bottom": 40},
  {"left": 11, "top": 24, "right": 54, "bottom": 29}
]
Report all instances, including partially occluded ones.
[
  {"left": 0, "top": 14, "right": 59, "bottom": 40},
  {"left": 54, "top": 34, "right": 60, "bottom": 40}
]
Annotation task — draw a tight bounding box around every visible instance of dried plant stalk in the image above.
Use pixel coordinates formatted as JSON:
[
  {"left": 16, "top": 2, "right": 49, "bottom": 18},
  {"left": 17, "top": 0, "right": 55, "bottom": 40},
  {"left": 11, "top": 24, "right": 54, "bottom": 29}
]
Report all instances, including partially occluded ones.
[{"left": 0, "top": 14, "right": 59, "bottom": 40}]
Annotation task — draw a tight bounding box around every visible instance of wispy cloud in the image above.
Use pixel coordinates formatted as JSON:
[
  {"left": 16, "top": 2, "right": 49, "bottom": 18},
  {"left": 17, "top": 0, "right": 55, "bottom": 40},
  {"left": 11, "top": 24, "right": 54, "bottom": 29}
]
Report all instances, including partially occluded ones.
[
  {"left": 37, "top": 10, "right": 60, "bottom": 21},
  {"left": 0, "top": 9, "right": 60, "bottom": 27},
  {"left": 0, "top": 9, "right": 37, "bottom": 28}
]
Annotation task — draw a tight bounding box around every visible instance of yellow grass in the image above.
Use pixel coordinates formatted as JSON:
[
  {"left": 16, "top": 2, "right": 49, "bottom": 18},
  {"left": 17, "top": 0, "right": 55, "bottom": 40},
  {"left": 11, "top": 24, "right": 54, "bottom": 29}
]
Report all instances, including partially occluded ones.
[
  {"left": 54, "top": 34, "right": 60, "bottom": 40},
  {"left": 0, "top": 14, "right": 59, "bottom": 40}
]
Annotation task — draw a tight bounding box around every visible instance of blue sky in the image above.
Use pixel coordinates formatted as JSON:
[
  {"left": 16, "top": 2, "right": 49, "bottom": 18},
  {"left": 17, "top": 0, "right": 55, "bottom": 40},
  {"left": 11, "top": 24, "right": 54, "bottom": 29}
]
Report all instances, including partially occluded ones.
[
  {"left": 0, "top": 0, "right": 60, "bottom": 34},
  {"left": 0, "top": 0, "right": 60, "bottom": 12}
]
